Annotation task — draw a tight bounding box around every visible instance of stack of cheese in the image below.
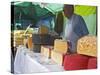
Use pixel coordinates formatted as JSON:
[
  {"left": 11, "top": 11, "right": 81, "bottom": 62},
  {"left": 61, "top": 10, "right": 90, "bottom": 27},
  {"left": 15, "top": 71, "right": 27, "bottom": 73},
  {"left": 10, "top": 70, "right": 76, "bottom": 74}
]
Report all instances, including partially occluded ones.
[
  {"left": 14, "top": 36, "right": 24, "bottom": 47},
  {"left": 41, "top": 46, "right": 53, "bottom": 58},
  {"left": 77, "top": 35, "right": 97, "bottom": 57},
  {"left": 14, "top": 30, "right": 33, "bottom": 47},
  {"left": 51, "top": 39, "right": 68, "bottom": 65}
]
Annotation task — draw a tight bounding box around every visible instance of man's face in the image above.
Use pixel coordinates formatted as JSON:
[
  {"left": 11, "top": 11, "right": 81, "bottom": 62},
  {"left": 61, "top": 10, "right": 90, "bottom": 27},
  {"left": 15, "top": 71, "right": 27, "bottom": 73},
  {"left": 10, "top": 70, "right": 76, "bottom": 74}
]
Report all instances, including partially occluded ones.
[{"left": 63, "top": 5, "right": 74, "bottom": 19}]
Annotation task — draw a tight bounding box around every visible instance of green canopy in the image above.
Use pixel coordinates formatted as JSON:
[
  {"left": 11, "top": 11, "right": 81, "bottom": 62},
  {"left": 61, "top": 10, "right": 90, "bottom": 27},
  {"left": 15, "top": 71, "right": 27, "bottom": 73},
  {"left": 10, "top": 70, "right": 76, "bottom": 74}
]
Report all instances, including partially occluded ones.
[
  {"left": 75, "top": 5, "right": 97, "bottom": 35},
  {"left": 75, "top": 5, "right": 96, "bottom": 16},
  {"left": 12, "top": 2, "right": 97, "bottom": 35}
]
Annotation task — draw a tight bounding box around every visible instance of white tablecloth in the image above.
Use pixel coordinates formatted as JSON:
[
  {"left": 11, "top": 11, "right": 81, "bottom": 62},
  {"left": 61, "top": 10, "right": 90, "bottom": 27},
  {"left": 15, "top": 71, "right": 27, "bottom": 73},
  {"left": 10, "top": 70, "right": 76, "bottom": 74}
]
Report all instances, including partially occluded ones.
[{"left": 14, "top": 46, "right": 64, "bottom": 74}]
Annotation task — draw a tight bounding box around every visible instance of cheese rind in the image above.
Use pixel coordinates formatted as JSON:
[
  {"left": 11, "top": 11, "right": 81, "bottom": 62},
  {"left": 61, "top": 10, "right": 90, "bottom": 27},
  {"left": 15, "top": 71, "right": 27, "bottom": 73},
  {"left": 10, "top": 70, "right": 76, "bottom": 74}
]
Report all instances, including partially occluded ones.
[
  {"left": 77, "top": 35, "right": 97, "bottom": 57},
  {"left": 54, "top": 39, "right": 68, "bottom": 54}
]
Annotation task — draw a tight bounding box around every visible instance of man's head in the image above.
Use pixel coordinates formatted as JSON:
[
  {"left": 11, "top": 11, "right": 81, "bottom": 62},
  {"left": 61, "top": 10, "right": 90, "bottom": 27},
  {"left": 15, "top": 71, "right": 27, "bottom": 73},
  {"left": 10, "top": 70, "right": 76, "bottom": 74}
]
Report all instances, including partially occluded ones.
[{"left": 63, "top": 4, "right": 74, "bottom": 19}]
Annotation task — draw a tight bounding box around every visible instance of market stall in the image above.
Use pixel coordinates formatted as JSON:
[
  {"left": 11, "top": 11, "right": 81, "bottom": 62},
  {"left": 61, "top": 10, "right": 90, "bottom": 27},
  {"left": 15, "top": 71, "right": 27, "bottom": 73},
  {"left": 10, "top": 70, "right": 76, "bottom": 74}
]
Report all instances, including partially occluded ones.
[{"left": 11, "top": 1, "right": 97, "bottom": 74}]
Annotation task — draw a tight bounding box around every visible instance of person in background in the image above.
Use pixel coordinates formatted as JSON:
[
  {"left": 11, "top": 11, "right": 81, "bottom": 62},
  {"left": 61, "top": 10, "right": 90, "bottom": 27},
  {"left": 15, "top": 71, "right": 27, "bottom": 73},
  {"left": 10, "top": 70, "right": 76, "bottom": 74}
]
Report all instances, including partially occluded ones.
[
  {"left": 36, "top": 17, "right": 54, "bottom": 31},
  {"left": 63, "top": 4, "right": 89, "bottom": 53}
]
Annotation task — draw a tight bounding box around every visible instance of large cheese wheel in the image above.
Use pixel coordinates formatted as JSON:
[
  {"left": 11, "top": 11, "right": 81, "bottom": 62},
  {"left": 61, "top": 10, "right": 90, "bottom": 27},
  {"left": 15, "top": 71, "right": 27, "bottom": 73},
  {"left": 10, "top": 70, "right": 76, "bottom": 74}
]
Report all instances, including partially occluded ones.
[
  {"left": 41, "top": 46, "right": 53, "bottom": 58},
  {"left": 77, "top": 35, "right": 97, "bottom": 57},
  {"left": 88, "top": 57, "right": 97, "bottom": 69},
  {"left": 54, "top": 39, "right": 68, "bottom": 54},
  {"left": 63, "top": 54, "right": 89, "bottom": 70},
  {"left": 51, "top": 50, "right": 65, "bottom": 65}
]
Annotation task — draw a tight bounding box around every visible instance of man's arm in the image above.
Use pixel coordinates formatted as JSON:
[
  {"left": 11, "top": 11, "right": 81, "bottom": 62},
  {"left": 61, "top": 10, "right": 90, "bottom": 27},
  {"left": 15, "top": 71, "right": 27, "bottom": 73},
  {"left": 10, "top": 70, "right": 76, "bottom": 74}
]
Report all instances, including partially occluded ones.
[
  {"left": 74, "top": 15, "right": 89, "bottom": 38},
  {"left": 79, "top": 16, "right": 89, "bottom": 36}
]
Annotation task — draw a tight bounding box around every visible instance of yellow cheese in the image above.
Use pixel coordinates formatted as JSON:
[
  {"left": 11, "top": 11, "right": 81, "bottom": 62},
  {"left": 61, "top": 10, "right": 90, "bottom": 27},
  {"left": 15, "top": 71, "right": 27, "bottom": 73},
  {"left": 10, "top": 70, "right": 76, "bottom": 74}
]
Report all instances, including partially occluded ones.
[
  {"left": 51, "top": 50, "right": 64, "bottom": 65},
  {"left": 38, "top": 25, "right": 49, "bottom": 34},
  {"left": 54, "top": 39, "right": 68, "bottom": 54},
  {"left": 13, "top": 30, "right": 33, "bottom": 47},
  {"left": 41, "top": 46, "right": 53, "bottom": 58},
  {"left": 77, "top": 35, "right": 97, "bottom": 57},
  {"left": 14, "top": 37, "right": 24, "bottom": 47}
]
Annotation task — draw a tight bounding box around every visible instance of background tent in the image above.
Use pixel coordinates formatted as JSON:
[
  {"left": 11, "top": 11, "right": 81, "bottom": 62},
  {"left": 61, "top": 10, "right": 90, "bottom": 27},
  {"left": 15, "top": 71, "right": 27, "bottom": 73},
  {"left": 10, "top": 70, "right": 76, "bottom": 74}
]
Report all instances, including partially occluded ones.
[
  {"left": 12, "top": 2, "right": 55, "bottom": 29},
  {"left": 12, "top": 1, "right": 97, "bottom": 35},
  {"left": 75, "top": 5, "right": 97, "bottom": 35}
]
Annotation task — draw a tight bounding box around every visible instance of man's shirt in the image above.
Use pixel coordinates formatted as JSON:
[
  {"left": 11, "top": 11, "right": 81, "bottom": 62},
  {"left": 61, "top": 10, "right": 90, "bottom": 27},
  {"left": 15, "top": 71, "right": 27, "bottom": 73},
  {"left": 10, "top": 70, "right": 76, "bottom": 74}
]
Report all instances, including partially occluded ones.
[{"left": 64, "top": 14, "right": 89, "bottom": 53}]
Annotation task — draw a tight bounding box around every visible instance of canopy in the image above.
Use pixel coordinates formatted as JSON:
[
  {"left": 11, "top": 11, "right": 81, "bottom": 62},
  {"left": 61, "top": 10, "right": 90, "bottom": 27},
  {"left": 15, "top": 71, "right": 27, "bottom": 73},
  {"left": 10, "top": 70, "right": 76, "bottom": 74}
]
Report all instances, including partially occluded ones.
[
  {"left": 12, "top": 2, "right": 96, "bottom": 15},
  {"left": 12, "top": 1, "right": 97, "bottom": 35}
]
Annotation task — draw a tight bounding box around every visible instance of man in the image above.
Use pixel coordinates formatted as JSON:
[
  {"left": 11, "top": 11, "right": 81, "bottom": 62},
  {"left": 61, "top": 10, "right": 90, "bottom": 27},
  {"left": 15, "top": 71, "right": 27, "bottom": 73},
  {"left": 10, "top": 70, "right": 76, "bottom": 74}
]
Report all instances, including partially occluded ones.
[{"left": 63, "top": 4, "right": 89, "bottom": 53}]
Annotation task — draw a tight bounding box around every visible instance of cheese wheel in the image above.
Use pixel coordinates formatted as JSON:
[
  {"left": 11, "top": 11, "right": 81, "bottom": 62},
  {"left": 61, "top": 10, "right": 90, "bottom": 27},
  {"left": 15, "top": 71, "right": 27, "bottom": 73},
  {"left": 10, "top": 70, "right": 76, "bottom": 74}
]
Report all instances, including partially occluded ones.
[
  {"left": 77, "top": 35, "right": 97, "bottom": 57},
  {"left": 54, "top": 39, "right": 68, "bottom": 54}
]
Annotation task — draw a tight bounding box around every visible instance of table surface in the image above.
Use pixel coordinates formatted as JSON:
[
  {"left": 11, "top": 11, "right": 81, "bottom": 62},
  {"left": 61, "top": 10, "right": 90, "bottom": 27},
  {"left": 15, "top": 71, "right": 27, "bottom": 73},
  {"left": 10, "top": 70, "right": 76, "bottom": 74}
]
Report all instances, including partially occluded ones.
[{"left": 14, "top": 46, "right": 64, "bottom": 74}]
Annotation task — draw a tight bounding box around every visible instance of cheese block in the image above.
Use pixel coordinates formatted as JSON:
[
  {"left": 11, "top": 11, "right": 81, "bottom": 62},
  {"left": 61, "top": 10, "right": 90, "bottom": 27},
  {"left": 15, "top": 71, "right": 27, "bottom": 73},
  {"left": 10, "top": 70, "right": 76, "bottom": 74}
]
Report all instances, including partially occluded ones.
[
  {"left": 54, "top": 39, "right": 68, "bottom": 54},
  {"left": 51, "top": 50, "right": 65, "bottom": 65},
  {"left": 77, "top": 35, "right": 97, "bottom": 57},
  {"left": 27, "top": 37, "right": 33, "bottom": 50},
  {"left": 41, "top": 46, "right": 53, "bottom": 58},
  {"left": 38, "top": 25, "right": 49, "bottom": 34}
]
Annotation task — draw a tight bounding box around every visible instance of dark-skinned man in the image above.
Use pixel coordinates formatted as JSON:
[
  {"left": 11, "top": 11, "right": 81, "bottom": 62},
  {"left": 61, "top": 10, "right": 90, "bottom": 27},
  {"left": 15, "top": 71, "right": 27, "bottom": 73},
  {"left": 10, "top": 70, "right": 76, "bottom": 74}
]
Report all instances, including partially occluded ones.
[{"left": 63, "top": 4, "right": 89, "bottom": 53}]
